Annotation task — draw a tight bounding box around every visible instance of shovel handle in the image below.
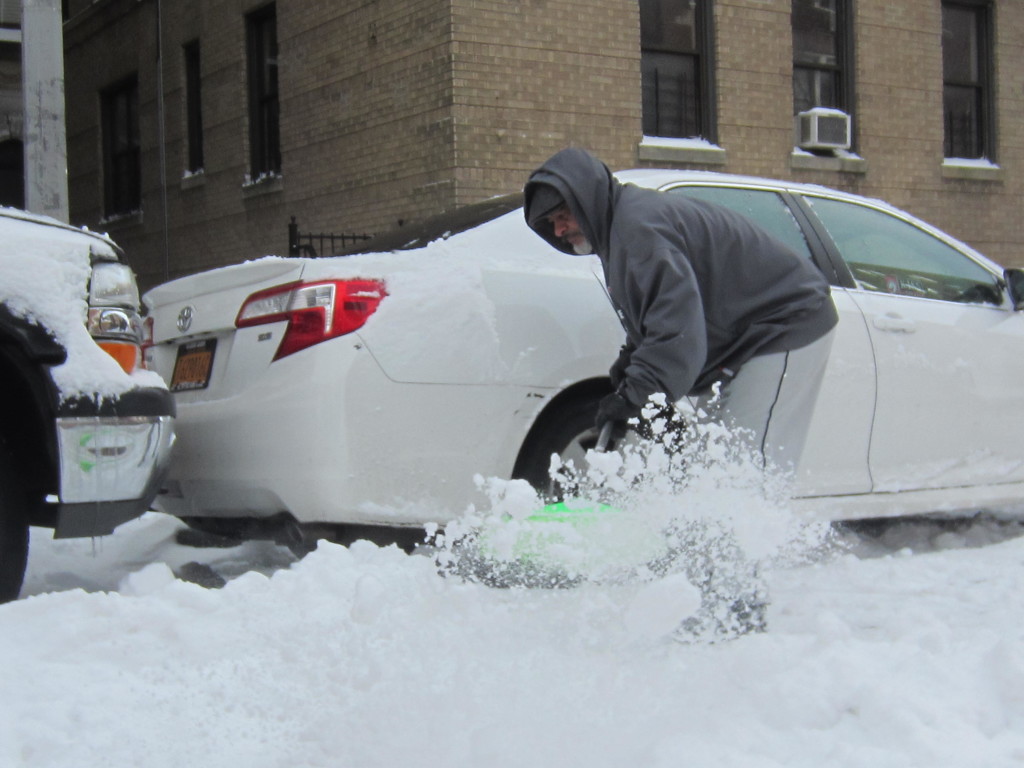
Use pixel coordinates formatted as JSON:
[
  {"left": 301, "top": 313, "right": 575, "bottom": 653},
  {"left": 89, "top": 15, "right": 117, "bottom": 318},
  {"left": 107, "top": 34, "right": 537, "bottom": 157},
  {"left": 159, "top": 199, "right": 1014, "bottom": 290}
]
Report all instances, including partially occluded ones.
[{"left": 596, "top": 421, "right": 614, "bottom": 453}]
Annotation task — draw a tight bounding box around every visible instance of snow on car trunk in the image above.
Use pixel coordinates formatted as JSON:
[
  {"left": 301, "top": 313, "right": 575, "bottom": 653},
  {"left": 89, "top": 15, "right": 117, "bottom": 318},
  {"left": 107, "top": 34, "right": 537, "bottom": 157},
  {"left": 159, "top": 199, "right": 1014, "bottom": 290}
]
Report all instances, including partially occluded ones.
[{"left": 144, "top": 209, "right": 602, "bottom": 391}]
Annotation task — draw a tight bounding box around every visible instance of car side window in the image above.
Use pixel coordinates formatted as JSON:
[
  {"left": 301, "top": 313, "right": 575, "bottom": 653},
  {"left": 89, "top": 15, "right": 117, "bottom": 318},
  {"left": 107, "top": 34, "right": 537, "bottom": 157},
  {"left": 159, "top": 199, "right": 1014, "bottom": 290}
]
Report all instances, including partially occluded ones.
[
  {"left": 667, "top": 185, "right": 815, "bottom": 261},
  {"left": 806, "top": 196, "right": 1003, "bottom": 305}
]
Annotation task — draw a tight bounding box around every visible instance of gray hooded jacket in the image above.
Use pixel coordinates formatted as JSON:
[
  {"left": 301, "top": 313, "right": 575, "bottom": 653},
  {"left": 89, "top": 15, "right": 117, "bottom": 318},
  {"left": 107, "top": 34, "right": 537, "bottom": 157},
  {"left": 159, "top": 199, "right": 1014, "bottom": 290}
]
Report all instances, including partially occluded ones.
[{"left": 524, "top": 148, "right": 838, "bottom": 405}]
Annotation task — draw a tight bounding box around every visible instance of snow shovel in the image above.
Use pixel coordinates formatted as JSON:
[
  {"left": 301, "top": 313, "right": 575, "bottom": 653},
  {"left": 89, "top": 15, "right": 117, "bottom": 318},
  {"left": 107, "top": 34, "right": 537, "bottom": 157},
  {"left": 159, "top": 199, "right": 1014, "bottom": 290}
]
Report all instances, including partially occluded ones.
[
  {"left": 459, "top": 421, "right": 669, "bottom": 587},
  {"left": 525, "top": 419, "right": 617, "bottom": 520},
  {"left": 448, "top": 420, "right": 769, "bottom": 640}
]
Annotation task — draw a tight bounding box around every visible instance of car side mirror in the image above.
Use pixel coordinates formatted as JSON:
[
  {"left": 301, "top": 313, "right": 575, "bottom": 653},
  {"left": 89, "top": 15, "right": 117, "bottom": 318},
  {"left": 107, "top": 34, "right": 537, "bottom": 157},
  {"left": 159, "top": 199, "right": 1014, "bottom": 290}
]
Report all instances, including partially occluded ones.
[{"left": 1006, "top": 268, "right": 1024, "bottom": 311}]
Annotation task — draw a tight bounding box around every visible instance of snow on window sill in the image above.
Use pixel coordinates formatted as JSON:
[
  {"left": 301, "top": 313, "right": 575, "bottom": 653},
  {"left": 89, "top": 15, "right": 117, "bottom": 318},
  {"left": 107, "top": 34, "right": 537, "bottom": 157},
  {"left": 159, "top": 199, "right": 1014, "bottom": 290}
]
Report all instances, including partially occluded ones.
[
  {"left": 242, "top": 172, "right": 284, "bottom": 198},
  {"left": 637, "top": 136, "right": 727, "bottom": 165},
  {"left": 99, "top": 209, "right": 144, "bottom": 230},
  {"left": 942, "top": 158, "right": 1003, "bottom": 182},
  {"left": 790, "top": 148, "right": 867, "bottom": 174},
  {"left": 181, "top": 168, "right": 205, "bottom": 190}
]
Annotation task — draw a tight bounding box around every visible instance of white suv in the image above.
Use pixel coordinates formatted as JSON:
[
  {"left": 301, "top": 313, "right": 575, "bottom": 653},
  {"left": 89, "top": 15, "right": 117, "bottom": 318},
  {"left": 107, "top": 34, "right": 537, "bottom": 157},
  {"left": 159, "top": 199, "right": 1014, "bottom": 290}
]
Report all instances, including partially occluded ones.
[{"left": 0, "top": 209, "right": 175, "bottom": 601}]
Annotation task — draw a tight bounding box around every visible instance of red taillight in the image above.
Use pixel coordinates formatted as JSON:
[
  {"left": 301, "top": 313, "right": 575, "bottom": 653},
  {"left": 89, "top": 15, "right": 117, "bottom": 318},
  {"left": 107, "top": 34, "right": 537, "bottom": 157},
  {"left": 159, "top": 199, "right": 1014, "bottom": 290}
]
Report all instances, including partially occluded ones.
[{"left": 235, "top": 279, "right": 386, "bottom": 360}]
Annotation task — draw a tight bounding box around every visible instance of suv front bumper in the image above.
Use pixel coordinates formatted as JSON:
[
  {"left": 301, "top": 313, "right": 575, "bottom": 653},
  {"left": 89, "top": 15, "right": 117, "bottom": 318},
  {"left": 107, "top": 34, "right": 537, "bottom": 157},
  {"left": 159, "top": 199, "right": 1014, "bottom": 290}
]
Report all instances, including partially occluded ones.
[{"left": 53, "top": 387, "right": 175, "bottom": 538}]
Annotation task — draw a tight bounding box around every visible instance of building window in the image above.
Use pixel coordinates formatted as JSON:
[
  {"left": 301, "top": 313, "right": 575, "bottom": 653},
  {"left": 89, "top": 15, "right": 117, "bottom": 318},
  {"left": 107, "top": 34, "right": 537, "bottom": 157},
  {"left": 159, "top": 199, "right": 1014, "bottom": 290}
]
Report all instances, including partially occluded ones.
[
  {"left": 640, "top": 0, "right": 715, "bottom": 140},
  {"left": 246, "top": 3, "right": 280, "bottom": 179},
  {"left": 942, "top": 1, "right": 992, "bottom": 159},
  {"left": 792, "top": 0, "right": 853, "bottom": 116},
  {"left": 183, "top": 40, "right": 204, "bottom": 174},
  {"left": 0, "top": 138, "right": 23, "bottom": 209},
  {"left": 101, "top": 76, "right": 140, "bottom": 217},
  {"left": 0, "top": 43, "right": 21, "bottom": 208}
]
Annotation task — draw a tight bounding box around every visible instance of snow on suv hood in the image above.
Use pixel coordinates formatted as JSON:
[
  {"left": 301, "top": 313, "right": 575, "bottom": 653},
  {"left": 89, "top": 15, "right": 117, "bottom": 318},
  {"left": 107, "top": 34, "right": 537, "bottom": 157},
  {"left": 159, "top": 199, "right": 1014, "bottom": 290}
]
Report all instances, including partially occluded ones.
[{"left": 0, "top": 209, "right": 161, "bottom": 398}]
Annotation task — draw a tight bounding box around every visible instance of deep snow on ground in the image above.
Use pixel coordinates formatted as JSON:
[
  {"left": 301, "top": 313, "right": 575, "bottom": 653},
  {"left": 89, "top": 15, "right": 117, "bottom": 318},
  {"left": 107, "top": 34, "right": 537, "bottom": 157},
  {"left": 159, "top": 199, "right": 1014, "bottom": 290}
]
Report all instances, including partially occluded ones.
[{"left": 5, "top": 495, "right": 1024, "bottom": 767}]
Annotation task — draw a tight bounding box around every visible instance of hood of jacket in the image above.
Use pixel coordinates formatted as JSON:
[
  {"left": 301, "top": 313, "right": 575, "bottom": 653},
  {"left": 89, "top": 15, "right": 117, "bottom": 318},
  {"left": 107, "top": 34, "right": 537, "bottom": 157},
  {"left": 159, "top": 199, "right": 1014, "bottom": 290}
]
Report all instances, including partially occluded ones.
[{"left": 524, "top": 148, "right": 620, "bottom": 257}]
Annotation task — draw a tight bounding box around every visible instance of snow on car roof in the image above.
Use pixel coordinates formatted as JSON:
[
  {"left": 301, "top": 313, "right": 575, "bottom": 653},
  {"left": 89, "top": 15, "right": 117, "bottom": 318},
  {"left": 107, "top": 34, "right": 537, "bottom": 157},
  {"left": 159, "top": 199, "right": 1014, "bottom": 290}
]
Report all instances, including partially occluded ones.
[
  {"left": 258, "top": 165, "right": 1003, "bottom": 312},
  {"left": 615, "top": 168, "right": 1002, "bottom": 270},
  {"left": 337, "top": 169, "right": 903, "bottom": 261},
  {"left": 615, "top": 167, "right": 878, "bottom": 202},
  {"left": 149, "top": 167, "right": 1005, "bottom": 366}
]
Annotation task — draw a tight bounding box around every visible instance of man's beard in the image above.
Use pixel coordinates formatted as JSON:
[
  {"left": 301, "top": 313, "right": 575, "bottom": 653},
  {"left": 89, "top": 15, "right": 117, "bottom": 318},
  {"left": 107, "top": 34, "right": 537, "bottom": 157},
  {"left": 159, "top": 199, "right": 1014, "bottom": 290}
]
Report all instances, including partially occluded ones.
[{"left": 569, "top": 235, "right": 593, "bottom": 255}]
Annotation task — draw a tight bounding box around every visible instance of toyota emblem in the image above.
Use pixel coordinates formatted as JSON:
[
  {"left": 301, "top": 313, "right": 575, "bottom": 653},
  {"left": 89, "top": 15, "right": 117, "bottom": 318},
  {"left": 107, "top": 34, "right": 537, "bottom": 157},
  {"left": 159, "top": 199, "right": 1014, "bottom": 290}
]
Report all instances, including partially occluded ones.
[{"left": 176, "top": 305, "right": 195, "bottom": 333}]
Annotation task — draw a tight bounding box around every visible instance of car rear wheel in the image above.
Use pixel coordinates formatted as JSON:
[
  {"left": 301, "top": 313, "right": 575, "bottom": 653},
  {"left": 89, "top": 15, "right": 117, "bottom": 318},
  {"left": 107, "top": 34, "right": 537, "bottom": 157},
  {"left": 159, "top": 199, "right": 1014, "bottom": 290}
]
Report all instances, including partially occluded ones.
[
  {"left": 513, "top": 393, "right": 609, "bottom": 501},
  {"left": 0, "top": 445, "right": 29, "bottom": 603}
]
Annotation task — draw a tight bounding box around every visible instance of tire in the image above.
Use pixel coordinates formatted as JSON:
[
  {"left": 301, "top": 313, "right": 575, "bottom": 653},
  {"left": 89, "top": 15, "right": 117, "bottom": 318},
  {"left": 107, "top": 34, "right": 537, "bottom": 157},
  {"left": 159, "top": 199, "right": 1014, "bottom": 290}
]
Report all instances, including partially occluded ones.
[
  {"left": 0, "top": 446, "right": 29, "bottom": 603},
  {"left": 513, "top": 393, "right": 608, "bottom": 501}
]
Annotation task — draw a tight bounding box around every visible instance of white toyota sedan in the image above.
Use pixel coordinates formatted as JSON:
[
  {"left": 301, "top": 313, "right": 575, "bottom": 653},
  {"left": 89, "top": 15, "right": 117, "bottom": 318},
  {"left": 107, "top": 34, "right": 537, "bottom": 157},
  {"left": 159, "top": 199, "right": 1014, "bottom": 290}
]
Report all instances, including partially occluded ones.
[{"left": 144, "top": 171, "right": 1024, "bottom": 545}]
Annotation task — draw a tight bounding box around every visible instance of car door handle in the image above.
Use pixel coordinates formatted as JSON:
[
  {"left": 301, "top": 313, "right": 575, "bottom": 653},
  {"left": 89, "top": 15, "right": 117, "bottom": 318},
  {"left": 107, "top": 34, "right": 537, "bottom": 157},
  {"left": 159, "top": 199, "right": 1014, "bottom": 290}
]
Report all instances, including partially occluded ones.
[{"left": 873, "top": 313, "right": 917, "bottom": 333}]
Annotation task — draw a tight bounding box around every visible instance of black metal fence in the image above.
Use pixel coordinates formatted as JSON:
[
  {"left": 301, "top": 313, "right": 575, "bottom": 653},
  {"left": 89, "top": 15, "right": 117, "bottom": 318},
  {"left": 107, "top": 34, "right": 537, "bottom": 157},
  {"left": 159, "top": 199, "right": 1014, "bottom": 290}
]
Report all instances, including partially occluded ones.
[{"left": 288, "top": 216, "right": 372, "bottom": 257}]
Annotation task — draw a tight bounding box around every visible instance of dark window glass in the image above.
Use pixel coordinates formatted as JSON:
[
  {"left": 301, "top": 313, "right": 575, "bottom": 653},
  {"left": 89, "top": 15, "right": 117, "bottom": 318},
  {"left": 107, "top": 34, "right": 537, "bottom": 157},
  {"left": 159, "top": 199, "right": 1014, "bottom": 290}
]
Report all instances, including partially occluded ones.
[
  {"left": 668, "top": 186, "right": 813, "bottom": 261},
  {"left": 101, "top": 77, "right": 141, "bottom": 217},
  {"left": 183, "top": 40, "right": 204, "bottom": 173},
  {"left": 246, "top": 4, "right": 280, "bottom": 178},
  {"left": 792, "top": 0, "right": 851, "bottom": 115},
  {"left": 0, "top": 138, "right": 23, "bottom": 208},
  {"left": 640, "top": 0, "right": 714, "bottom": 140},
  {"left": 942, "top": 2, "right": 991, "bottom": 159},
  {"left": 808, "top": 196, "right": 1001, "bottom": 304}
]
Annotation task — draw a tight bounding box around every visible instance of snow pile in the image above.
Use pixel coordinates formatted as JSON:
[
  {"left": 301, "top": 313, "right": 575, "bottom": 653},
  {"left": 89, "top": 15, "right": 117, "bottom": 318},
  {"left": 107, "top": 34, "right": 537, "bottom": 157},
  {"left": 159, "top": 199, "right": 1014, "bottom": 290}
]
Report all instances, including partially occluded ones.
[
  {"left": 6, "top": 508, "right": 1024, "bottom": 767},
  {"left": 8, "top": 404, "right": 1024, "bottom": 764}
]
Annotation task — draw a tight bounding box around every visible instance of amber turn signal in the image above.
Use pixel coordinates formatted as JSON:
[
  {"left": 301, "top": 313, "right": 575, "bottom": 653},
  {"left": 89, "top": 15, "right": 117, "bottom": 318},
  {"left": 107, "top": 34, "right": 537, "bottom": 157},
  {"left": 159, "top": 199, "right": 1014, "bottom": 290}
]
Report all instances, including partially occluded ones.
[{"left": 97, "top": 340, "right": 140, "bottom": 374}]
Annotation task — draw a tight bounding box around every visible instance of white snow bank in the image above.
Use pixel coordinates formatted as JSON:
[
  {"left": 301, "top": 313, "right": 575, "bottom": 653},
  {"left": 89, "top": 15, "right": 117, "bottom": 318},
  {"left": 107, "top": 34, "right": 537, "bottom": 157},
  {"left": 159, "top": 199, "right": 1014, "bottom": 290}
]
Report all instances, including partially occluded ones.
[
  {"left": 10, "top": 418, "right": 1024, "bottom": 766},
  {"left": 6, "top": 510, "right": 1024, "bottom": 768}
]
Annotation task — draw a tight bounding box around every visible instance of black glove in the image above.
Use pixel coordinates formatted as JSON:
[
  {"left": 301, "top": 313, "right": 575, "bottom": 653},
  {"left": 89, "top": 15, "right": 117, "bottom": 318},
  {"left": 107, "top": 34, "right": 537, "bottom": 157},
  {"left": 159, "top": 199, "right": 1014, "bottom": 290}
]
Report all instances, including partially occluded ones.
[
  {"left": 608, "top": 344, "right": 634, "bottom": 389},
  {"left": 595, "top": 392, "right": 641, "bottom": 434}
]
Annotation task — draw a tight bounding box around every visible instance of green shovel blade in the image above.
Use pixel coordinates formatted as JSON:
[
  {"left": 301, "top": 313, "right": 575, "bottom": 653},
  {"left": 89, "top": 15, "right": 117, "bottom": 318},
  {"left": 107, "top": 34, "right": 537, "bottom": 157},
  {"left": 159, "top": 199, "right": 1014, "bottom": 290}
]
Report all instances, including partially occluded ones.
[
  {"left": 526, "top": 499, "right": 620, "bottom": 523},
  {"left": 471, "top": 497, "right": 667, "bottom": 579}
]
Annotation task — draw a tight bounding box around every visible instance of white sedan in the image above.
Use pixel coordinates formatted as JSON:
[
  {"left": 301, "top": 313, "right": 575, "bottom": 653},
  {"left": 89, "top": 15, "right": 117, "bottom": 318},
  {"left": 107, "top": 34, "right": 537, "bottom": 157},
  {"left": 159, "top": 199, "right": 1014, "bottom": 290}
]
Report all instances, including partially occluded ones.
[{"left": 144, "top": 170, "right": 1024, "bottom": 544}]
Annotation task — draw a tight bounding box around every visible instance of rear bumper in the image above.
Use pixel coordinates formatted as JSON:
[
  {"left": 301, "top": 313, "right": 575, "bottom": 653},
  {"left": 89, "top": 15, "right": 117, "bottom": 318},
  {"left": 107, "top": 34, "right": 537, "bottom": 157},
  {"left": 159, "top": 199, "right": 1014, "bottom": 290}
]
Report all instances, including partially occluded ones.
[
  {"left": 52, "top": 387, "right": 176, "bottom": 537},
  {"left": 156, "top": 341, "right": 533, "bottom": 527}
]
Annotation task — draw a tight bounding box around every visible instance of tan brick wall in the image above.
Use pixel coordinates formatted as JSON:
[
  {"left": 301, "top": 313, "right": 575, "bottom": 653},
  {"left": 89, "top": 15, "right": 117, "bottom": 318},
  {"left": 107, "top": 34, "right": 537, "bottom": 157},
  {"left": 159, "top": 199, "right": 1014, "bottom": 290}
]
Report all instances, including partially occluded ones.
[
  {"left": 849, "top": 3, "right": 945, "bottom": 197},
  {"left": 784, "top": 0, "right": 1021, "bottom": 267},
  {"left": 715, "top": 0, "right": 797, "bottom": 176},
  {"left": 63, "top": 0, "right": 1024, "bottom": 290},
  {"left": 276, "top": 0, "right": 457, "bottom": 238},
  {"left": 67, "top": 0, "right": 464, "bottom": 288},
  {"left": 449, "top": 0, "right": 641, "bottom": 200}
]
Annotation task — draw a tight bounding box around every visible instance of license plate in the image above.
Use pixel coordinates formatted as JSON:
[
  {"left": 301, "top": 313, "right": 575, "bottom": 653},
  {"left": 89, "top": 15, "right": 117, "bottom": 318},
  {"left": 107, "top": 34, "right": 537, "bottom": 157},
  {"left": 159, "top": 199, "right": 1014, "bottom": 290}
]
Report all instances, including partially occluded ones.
[{"left": 171, "top": 338, "right": 216, "bottom": 392}]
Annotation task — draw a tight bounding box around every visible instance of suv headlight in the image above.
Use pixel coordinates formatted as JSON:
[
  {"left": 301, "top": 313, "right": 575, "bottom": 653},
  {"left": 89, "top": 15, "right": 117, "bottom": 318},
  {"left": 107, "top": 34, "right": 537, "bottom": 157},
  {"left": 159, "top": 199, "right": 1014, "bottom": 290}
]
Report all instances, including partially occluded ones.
[
  {"left": 88, "top": 261, "right": 143, "bottom": 373},
  {"left": 89, "top": 262, "right": 140, "bottom": 308}
]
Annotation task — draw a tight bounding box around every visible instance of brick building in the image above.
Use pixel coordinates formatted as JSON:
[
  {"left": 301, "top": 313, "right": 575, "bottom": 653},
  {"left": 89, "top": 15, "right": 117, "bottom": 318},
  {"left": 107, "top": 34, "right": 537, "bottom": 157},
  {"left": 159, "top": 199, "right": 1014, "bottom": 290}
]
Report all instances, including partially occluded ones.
[{"left": 62, "top": 0, "right": 1023, "bottom": 290}]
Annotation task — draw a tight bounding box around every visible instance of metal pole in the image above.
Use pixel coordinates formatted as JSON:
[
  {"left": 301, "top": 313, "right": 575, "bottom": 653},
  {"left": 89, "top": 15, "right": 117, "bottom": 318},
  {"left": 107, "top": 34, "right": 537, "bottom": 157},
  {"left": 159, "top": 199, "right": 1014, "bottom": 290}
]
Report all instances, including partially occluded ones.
[
  {"left": 21, "top": 0, "right": 68, "bottom": 222},
  {"left": 155, "top": 0, "right": 170, "bottom": 282}
]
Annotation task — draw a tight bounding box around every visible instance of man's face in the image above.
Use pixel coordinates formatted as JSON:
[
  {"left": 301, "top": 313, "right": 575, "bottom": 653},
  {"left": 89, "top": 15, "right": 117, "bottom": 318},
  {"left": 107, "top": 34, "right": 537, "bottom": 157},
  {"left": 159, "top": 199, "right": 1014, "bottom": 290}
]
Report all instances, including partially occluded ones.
[{"left": 546, "top": 204, "right": 593, "bottom": 255}]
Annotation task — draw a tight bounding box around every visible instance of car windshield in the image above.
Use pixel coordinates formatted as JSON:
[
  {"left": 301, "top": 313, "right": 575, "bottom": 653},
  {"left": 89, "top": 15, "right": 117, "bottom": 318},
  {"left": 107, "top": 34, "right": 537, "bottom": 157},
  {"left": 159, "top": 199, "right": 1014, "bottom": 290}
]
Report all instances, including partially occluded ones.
[{"left": 339, "top": 193, "right": 523, "bottom": 255}]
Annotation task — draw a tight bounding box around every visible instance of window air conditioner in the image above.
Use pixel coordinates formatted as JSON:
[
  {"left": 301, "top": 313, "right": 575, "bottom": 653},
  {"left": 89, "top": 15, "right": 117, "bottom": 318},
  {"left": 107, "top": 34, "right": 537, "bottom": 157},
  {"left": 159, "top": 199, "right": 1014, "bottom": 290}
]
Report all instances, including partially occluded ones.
[{"left": 796, "top": 107, "right": 851, "bottom": 151}]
